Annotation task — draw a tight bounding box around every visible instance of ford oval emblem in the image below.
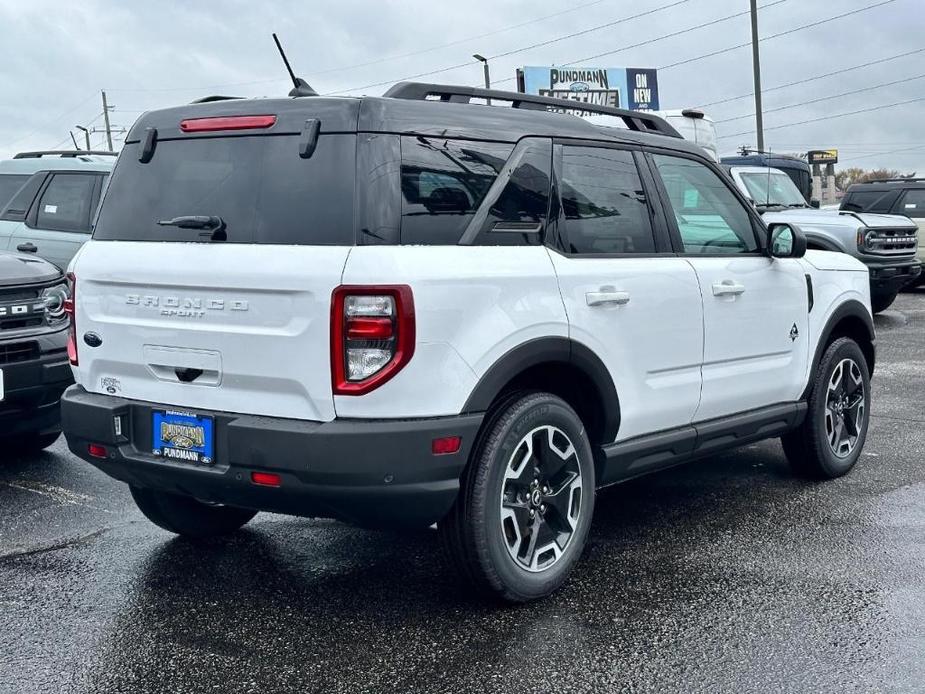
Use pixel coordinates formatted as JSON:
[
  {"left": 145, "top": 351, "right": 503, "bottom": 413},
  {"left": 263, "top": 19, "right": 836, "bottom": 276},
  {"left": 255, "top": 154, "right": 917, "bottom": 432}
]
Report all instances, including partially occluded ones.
[
  {"left": 83, "top": 332, "right": 103, "bottom": 348},
  {"left": 569, "top": 81, "right": 590, "bottom": 92}
]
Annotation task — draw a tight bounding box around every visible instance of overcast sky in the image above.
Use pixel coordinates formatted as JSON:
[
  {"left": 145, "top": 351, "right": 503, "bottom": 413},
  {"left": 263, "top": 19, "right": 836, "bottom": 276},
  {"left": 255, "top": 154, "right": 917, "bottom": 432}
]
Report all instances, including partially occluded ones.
[{"left": 1, "top": 0, "right": 922, "bottom": 173}]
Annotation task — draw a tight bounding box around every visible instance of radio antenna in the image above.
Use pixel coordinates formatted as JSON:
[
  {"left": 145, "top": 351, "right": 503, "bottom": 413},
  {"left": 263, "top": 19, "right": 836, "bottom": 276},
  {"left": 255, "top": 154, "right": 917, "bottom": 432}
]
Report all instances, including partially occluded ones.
[{"left": 272, "top": 33, "right": 318, "bottom": 97}]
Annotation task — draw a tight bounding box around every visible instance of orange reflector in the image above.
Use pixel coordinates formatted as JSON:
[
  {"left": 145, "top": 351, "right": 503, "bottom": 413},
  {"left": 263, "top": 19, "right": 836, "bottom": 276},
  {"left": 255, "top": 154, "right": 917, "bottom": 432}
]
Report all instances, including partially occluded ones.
[
  {"left": 431, "top": 436, "right": 461, "bottom": 455},
  {"left": 251, "top": 471, "right": 281, "bottom": 487},
  {"left": 180, "top": 115, "right": 277, "bottom": 132},
  {"left": 88, "top": 443, "right": 108, "bottom": 459}
]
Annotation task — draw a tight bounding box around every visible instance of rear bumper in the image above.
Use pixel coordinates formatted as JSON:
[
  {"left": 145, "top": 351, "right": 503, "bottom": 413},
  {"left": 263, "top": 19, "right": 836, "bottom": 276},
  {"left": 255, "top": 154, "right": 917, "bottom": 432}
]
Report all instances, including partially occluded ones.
[
  {"left": 0, "top": 329, "right": 72, "bottom": 437},
  {"left": 61, "top": 386, "right": 483, "bottom": 528},
  {"left": 866, "top": 257, "right": 922, "bottom": 295}
]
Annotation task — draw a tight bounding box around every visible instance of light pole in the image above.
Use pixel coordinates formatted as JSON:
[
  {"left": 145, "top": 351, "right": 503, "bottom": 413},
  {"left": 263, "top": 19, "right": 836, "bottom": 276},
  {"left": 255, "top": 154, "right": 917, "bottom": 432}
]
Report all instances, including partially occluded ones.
[
  {"left": 749, "top": 0, "right": 765, "bottom": 152},
  {"left": 75, "top": 125, "right": 91, "bottom": 151},
  {"left": 473, "top": 54, "right": 491, "bottom": 90}
]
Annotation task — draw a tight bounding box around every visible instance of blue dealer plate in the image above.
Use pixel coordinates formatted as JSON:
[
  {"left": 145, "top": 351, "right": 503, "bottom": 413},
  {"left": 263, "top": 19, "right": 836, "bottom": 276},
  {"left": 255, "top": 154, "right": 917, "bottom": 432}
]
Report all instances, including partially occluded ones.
[{"left": 152, "top": 410, "right": 214, "bottom": 464}]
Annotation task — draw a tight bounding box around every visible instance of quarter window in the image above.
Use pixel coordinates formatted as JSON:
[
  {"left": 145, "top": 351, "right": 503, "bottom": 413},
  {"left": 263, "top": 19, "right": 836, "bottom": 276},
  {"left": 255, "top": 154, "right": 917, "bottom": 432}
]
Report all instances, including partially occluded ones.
[
  {"left": 558, "top": 146, "right": 656, "bottom": 254},
  {"left": 35, "top": 174, "right": 97, "bottom": 232},
  {"left": 652, "top": 154, "right": 758, "bottom": 254},
  {"left": 400, "top": 137, "right": 513, "bottom": 245}
]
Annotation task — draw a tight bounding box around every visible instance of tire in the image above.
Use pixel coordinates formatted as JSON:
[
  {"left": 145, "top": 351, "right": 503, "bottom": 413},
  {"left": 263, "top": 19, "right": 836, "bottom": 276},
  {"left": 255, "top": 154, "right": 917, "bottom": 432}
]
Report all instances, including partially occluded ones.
[
  {"left": 871, "top": 292, "right": 898, "bottom": 314},
  {"left": 1, "top": 431, "right": 60, "bottom": 455},
  {"left": 130, "top": 486, "right": 257, "bottom": 539},
  {"left": 782, "top": 337, "right": 871, "bottom": 480},
  {"left": 439, "top": 392, "right": 596, "bottom": 602}
]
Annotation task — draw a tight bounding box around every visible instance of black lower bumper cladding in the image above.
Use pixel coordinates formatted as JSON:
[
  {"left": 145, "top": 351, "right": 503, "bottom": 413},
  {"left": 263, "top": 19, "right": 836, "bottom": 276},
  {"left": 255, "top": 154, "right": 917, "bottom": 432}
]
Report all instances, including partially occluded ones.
[{"left": 61, "top": 386, "right": 483, "bottom": 528}]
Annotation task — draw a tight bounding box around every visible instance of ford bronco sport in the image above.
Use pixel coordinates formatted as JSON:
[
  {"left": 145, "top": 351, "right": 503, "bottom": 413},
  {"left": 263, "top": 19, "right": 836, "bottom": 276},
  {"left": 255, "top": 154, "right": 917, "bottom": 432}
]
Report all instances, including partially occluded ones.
[{"left": 61, "top": 83, "right": 876, "bottom": 601}]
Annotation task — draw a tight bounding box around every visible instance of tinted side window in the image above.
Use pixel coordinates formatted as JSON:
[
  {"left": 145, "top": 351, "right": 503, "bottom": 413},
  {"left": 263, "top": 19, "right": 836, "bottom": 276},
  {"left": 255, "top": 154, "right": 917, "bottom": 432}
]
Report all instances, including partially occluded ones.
[
  {"left": 897, "top": 189, "right": 925, "bottom": 218},
  {"left": 652, "top": 154, "right": 758, "bottom": 254},
  {"left": 843, "top": 189, "right": 899, "bottom": 213},
  {"left": 35, "top": 174, "right": 97, "bottom": 232},
  {"left": 400, "top": 137, "right": 513, "bottom": 245},
  {"left": 474, "top": 139, "right": 551, "bottom": 245},
  {"left": 0, "top": 174, "right": 29, "bottom": 211},
  {"left": 558, "top": 146, "right": 655, "bottom": 254}
]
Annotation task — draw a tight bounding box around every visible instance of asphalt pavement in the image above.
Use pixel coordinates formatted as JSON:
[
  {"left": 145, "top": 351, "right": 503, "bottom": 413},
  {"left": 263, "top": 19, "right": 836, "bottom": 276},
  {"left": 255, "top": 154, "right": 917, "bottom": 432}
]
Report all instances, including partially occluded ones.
[{"left": 2, "top": 291, "right": 923, "bottom": 694}]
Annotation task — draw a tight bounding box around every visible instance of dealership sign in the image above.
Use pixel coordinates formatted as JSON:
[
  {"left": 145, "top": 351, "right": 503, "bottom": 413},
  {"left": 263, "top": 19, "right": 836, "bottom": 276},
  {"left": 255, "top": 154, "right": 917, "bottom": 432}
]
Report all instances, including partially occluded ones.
[
  {"left": 519, "top": 66, "right": 660, "bottom": 112},
  {"left": 807, "top": 149, "right": 839, "bottom": 165}
]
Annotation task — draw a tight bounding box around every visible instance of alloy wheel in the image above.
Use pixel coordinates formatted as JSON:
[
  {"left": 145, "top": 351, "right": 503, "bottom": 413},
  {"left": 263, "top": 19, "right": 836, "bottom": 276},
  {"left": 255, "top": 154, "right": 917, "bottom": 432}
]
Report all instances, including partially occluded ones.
[
  {"left": 499, "top": 425, "right": 583, "bottom": 572},
  {"left": 824, "top": 357, "right": 866, "bottom": 459}
]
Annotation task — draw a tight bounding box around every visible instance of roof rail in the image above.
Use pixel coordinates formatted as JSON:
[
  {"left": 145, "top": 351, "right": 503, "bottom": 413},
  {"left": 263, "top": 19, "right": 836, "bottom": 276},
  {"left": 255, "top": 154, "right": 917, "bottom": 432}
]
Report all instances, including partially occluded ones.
[
  {"left": 867, "top": 176, "right": 925, "bottom": 183},
  {"left": 382, "top": 82, "right": 681, "bottom": 138},
  {"left": 14, "top": 150, "right": 117, "bottom": 159}
]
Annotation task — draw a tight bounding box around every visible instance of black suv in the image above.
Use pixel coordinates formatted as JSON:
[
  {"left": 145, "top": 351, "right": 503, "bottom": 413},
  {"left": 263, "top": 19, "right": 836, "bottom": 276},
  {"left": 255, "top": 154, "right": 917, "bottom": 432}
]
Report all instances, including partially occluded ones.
[
  {"left": 0, "top": 251, "right": 72, "bottom": 453},
  {"left": 842, "top": 177, "right": 925, "bottom": 286}
]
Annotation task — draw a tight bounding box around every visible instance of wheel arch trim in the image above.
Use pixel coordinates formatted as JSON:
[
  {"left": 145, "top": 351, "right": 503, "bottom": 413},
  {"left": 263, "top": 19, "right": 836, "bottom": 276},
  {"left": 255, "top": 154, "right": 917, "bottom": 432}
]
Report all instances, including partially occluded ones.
[{"left": 804, "top": 299, "right": 876, "bottom": 399}]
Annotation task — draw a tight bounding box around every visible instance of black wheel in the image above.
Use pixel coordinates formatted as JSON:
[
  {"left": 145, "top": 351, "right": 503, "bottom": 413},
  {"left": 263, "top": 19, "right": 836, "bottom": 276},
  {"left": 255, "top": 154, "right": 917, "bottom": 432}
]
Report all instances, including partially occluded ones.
[
  {"left": 782, "top": 337, "right": 871, "bottom": 479},
  {"left": 1, "top": 431, "right": 60, "bottom": 455},
  {"left": 440, "top": 392, "right": 596, "bottom": 602},
  {"left": 130, "top": 486, "right": 257, "bottom": 539},
  {"left": 871, "top": 292, "right": 898, "bottom": 314}
]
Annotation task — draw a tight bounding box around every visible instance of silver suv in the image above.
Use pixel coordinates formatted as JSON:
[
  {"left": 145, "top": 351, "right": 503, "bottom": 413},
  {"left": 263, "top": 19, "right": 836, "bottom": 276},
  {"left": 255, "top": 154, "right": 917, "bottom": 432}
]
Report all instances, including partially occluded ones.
[
  {"left": 727, "top": 165, "right": 920, "bottom": 313},
  {"left": 0, "top": 151, "right": 114, "bottom": 269}
]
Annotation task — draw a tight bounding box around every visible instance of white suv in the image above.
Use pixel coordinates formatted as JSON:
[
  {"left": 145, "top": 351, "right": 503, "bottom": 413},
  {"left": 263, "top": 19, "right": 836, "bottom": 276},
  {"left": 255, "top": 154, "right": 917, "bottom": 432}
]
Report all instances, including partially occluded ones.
[{"left": 60, "top": 83, "right": 876, "bottom": 602}]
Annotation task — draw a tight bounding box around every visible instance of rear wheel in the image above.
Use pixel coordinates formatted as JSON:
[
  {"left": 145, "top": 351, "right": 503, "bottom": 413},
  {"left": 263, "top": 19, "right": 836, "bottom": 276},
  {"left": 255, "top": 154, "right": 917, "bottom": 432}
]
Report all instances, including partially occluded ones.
[
  {"left": 871, "top": 291, "right": 898, "bottom": 314},
  {"left": 782, "top": 337, "right": 871, "bottom": 479},
  {"left": 1, "top": 431, "right": 60, "bottom": 456},
  {"left": 130, "top": 486, "right": 257, "bottom": 539},
  {"left": 440, "top": 392, "right": 595, "bottom": 602}
]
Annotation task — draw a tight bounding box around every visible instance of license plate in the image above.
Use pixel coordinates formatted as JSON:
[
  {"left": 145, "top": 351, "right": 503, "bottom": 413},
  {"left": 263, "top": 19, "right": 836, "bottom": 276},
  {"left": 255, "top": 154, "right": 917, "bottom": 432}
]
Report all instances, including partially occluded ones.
[{"left": 152, "top": 410, "right": 214, "bottom": 464}]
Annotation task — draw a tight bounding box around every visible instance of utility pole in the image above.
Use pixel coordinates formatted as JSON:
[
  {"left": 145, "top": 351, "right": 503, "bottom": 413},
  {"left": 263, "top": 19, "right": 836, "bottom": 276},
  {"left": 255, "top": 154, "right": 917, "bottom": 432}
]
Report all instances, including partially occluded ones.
[
  {"left": 749, "top": 0, "right": 765, "bottom": 152},
  {"left": 101, "top": 90, "right": 114, "bottom": 152},
  {"left": 75, "top": 125, "right": 91, "bottom": 151},
  {"left": 69, "top": 131, "right": 79, "bottom": 150}
]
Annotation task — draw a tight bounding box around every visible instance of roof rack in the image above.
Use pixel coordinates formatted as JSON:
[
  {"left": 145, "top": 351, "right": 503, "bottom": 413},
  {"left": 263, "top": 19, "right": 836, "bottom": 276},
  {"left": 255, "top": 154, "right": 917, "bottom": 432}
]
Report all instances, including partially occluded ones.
[
  {"left": 867, "top": 176, "right": 925, "bottom": 183},
  {"left": 14, "top": 150, "right": 117, "bottom": 159},
  {"left": 382, "top": 82, "right": 681, "bottom": 138}
]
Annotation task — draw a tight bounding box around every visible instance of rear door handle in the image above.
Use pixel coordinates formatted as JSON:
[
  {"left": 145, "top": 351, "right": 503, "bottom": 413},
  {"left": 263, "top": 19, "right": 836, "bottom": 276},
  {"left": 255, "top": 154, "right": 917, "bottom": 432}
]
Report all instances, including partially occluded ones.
[
  {"left": 586, "top": 290, "right": 631, "bottom": 307},
  {"left": 712, "top": 280, "right": 746, "bottom": 297},
  {"left": 17, "top": 243, "right": 37, "bottom": 253}
]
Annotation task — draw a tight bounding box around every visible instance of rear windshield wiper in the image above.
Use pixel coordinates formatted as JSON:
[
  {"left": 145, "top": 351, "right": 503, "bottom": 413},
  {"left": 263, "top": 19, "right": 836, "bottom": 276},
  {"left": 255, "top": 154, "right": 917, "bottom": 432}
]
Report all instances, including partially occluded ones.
[{"left": 156, "top": 215, "right": 227, "bottom": 241}]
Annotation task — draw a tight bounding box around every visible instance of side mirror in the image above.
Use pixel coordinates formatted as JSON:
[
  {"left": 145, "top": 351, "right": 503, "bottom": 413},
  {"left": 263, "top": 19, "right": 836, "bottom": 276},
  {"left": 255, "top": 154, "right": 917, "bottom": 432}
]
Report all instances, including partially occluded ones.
[
  {"left": 810, "top": 199, "right": 821, "bottom": 209},
  {"left": 767, "top": 222, "right": 807, "bottom": 259}
]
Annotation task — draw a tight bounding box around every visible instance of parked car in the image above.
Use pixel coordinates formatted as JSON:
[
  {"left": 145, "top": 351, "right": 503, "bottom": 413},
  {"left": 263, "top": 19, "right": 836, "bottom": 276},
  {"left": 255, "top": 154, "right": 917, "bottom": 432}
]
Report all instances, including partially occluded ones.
[
  {"left": 0, "top": 249, "right": 73, "bottom": 453},
  {"left": 841, "top": 177, "right": 925, "bottom": 286},
  {"left": 0, "top": 151, "right": 114, "bottom": 270},
  {"left": 62, "top": 83, "right": 876, "bottom": 601},
  {"left": 721, "top": 151, "right": 814, "bottom": 205},
  {"left": 727, "top": 165, "right": 920, "bottom": 313}
]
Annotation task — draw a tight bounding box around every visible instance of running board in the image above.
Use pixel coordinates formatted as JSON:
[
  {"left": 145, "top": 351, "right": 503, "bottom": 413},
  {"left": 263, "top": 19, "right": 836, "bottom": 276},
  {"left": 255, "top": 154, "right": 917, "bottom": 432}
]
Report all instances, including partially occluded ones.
[{"left": 599, "top": 402, "right": 807, "bottom": 486}]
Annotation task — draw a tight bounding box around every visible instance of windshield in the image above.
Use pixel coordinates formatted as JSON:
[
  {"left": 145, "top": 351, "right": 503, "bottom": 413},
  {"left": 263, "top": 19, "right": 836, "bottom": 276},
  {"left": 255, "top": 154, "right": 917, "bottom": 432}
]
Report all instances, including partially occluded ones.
[{"left": 739, "top": 171, "right": 806, "bottom": 207}]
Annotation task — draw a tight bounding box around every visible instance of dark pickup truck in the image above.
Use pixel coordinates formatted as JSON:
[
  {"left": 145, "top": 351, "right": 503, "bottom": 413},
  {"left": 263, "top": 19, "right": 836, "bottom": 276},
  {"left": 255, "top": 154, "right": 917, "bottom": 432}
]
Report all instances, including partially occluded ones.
[{"left": 0, "top": 250, "right": 72, "bottom": 454}]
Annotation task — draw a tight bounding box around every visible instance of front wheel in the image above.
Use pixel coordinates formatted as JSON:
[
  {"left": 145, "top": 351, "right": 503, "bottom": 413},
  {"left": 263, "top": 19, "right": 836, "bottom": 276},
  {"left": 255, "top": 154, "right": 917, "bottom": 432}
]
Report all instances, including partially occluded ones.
[
  {"left": 871, "top": 292, "right": 898, "bottom": 314},
  {"left": 440, "top": 392, "right": 596, "bottom": 602},
  {"left": 130, "top": 486, "right": 257, "bottom": 539},
  {"left": 782, "top": 337, "right": 871, "bottom": 479}
]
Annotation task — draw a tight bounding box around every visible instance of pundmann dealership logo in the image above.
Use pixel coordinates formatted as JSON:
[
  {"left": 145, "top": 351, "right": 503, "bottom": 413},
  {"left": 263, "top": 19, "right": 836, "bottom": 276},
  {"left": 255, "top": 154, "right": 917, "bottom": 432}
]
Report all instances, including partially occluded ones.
[
  {"left": 540, "top": 68, "right": 617, "bottom": 108},
  {"left": 521, "top": 66, "right": 660, "bottom": 112}
]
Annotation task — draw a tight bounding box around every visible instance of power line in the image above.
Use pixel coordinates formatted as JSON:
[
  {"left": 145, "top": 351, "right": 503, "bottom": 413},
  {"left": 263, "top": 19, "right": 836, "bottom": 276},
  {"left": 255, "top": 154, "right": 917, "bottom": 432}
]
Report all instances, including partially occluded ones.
[
  {"left": 696, "top": 46, "right": 925, "bottom": 109},
  {"left": 330, "top": 0, "right": 698, "bottom": 94},
  {"left": 839, "top": 144, "right": 925, "bottom": 164},
  {"left": 715, "top": 71, "right": 925, "bottom": 123},
  {"left": 3, "top": 94, "right": 97, "bottom": 149},
  {"left": 718, "top": 95, "right": 925, "bottom": 139},
  {"left": 103, "top": 0, "right": 613, "bottom": 93}
]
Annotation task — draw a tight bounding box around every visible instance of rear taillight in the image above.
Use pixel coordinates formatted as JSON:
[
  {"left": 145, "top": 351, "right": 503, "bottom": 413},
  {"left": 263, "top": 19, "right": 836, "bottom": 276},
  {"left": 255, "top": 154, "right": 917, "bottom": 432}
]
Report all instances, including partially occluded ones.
[
  {"left": 65, "top": 272, "right": 77, "bottom": 366},
  {"left": 331, "top": 286, "right": 415, "bottom": 396}
]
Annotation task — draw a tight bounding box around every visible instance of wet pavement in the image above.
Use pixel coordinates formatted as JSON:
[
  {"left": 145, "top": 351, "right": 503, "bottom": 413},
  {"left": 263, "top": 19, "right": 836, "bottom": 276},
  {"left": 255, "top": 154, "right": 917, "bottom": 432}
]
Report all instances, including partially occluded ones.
[{"left": 2, "top": 292, "right": 923, "bottom": 693}]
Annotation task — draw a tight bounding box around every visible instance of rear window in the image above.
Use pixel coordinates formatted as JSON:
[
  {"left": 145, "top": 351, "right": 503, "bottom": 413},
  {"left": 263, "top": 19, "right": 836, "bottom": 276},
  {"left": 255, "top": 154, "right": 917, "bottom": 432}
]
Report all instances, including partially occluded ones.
[
  {"left": 0, "top": 174, "right": 29, "bottom": 211},
  {"left": 94, "top": 134, "right": 356, "bottom": 245}
]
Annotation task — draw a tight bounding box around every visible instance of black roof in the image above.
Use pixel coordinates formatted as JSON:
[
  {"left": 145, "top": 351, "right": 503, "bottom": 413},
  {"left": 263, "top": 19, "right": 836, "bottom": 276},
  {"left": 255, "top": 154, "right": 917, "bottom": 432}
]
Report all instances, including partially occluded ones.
[
  {"left": 845, "top": 177, "right": 925, "bottom": 192},
  {"left": 125, "top": 82, "right": 703, "bottom": 156}
]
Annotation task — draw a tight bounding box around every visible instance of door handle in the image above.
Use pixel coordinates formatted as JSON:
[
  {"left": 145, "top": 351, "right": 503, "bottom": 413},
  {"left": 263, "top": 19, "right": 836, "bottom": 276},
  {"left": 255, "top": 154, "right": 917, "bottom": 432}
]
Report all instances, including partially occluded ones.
[
  {"left": 586, "top": 290, "right": 631, "bottom": 307},
  {"left": 712, "top": 280, "right": 746, "bottom": 297},
  {"left": 17, "top": 242, "right": 37, "bottom": 253}
]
